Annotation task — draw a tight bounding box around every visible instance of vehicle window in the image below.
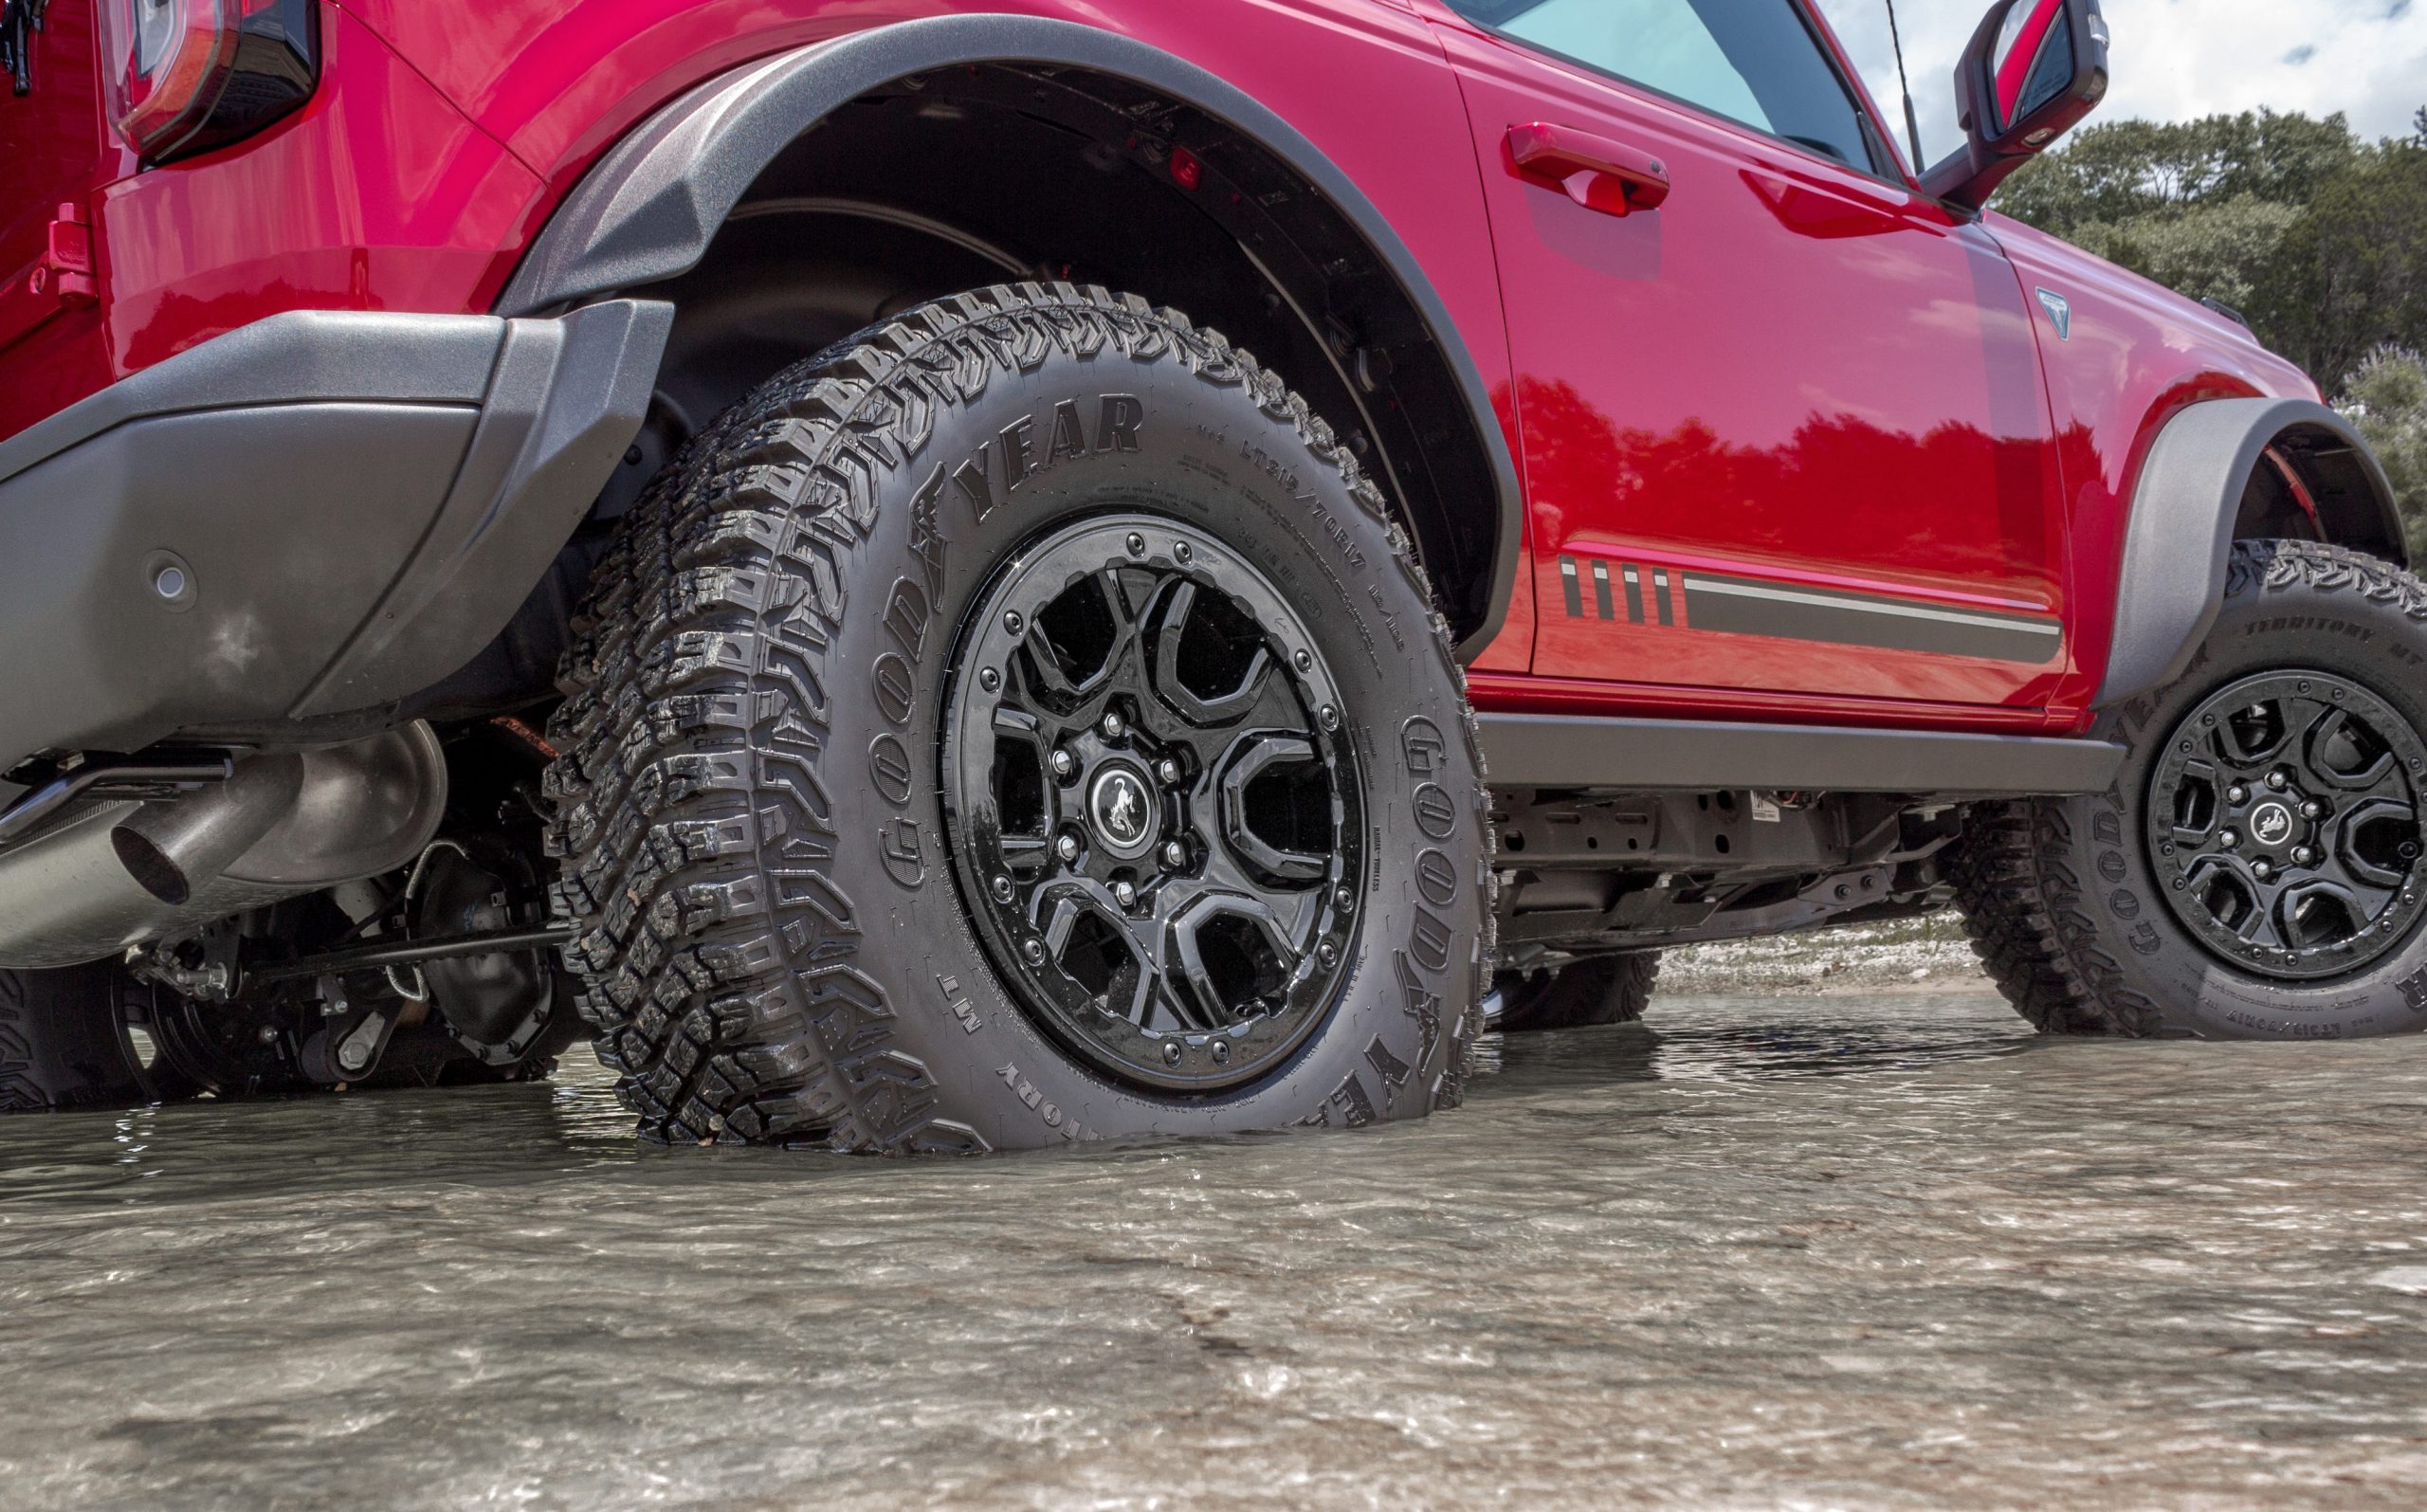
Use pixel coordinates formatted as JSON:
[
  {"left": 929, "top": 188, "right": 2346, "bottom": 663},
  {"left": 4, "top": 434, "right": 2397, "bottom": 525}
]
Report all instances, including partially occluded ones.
[{"left": 1451, "top": 0, "right": 1886, "bottom": 174}]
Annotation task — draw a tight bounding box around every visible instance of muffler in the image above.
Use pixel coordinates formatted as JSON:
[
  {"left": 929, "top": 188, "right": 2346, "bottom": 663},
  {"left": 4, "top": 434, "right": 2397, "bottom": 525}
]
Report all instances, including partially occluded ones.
[{"left": 0, "top": 723, "right": 447, "bottom": 970}]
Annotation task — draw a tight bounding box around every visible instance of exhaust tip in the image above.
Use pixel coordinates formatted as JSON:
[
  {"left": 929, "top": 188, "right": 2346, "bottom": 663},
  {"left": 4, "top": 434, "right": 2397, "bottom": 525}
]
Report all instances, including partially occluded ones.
[{"left": 111, "top": 826, "right": 193, "bottom": 906}]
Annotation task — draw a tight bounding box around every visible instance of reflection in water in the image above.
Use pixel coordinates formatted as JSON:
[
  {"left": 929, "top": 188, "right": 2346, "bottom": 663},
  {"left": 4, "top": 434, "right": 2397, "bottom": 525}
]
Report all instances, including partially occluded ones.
[{"left": 6, "top": 990, "right": 2427, "bottom": 1509}]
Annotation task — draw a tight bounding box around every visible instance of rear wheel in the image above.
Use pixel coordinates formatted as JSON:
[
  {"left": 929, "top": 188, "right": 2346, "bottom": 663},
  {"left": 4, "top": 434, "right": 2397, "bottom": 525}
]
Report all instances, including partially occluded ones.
[
  {"left": 1494, "top": 954, "right": 1658, "bottom": 1032},
  {"left": 0, "top": 961, "right": 159, "bottom": 1112},
  {"left": 545, "top": 284, "right": 1491, "bottom": 1150},
  {"left": 1953, "top": 540, "right": 2427, "bottom": 1038}
]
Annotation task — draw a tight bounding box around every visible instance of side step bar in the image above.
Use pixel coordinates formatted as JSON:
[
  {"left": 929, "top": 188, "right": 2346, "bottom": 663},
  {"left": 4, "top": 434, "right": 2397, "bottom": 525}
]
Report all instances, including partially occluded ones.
[{"left": 1475, "top": 714, "right": 2124, "bottom": 796}]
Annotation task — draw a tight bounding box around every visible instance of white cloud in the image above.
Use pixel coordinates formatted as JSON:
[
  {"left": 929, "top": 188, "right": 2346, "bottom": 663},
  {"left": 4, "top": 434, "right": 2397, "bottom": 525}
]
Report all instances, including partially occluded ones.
[{"left": 1811, "top": 0, "right": 2427, "bottom": 170}]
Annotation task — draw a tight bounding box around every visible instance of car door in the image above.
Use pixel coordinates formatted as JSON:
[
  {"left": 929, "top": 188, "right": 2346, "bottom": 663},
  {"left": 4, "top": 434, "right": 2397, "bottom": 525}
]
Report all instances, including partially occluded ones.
[{"left": 1420, "top": 0, "right": 2070, "bottom": 709}]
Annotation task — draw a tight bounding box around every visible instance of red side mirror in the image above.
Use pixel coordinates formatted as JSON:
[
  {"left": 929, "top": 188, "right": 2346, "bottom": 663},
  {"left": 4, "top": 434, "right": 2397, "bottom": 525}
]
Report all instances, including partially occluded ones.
[{"left": 1924, "top": 0, "right": 2110, "bottom": 213}]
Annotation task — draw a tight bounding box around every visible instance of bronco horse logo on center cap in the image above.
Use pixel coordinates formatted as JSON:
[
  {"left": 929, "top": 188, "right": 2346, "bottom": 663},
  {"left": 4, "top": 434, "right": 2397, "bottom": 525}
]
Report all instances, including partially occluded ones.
[{"left": 1090, "top": 767, "right": 1153, "bottom": 851}]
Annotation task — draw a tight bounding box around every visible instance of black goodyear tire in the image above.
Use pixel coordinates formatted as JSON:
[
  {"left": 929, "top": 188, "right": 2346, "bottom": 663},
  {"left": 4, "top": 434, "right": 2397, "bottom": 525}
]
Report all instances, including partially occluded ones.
[
  {"left": 544, "top": 284, "right": 1491, "bottom": 1150},
  {"left": 0, "top": 962, "right": 151, "bottom": 1113},
  {"left": 1494, "top": 954, "right": 1657, "bottom": 1032},
  {"left": 1951, "top": 539, "right": 2427, "bottom": 1039}
]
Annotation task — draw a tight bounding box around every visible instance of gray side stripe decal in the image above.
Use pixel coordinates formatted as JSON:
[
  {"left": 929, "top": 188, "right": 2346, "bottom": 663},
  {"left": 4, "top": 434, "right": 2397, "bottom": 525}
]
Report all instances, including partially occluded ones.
[
  {"left": 1682, "top": 572, "right": 2060, "bottom": 664},
  {"left": 1554, "top": 556, "right": 2062, "bottom": 665}
]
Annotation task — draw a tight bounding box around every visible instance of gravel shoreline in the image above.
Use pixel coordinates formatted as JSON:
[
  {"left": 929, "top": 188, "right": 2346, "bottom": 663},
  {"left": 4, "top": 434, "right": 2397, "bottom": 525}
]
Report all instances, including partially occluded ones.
[{"left": 1651, "top": 910, "right": 1994, "bottom": 996}]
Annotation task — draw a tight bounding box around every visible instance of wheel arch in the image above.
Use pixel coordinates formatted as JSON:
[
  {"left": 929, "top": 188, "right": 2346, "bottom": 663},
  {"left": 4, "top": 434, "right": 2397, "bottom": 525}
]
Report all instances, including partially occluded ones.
[
  {"left": 496, "top": 14, "right": 1522, "bottom": 662},
  {"left": 2095, "top": 397, "right": 2406, "bottom": 708}
]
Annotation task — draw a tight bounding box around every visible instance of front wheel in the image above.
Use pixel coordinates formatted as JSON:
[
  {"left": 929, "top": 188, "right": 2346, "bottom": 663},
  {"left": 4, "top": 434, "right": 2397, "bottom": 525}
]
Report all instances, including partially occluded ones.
[
  {"left": 1953, "top": 540, "right": 2427, "bottom": 1039},
  {"left": 545, "top": 284, "right": 1491, "bottom": 1149}
]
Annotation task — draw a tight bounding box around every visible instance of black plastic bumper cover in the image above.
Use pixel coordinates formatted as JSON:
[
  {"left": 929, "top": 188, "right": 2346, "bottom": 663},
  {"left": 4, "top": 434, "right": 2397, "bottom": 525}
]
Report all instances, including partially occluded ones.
[{"left": 0, "top": 300, "right": 672, "bottom": 800}]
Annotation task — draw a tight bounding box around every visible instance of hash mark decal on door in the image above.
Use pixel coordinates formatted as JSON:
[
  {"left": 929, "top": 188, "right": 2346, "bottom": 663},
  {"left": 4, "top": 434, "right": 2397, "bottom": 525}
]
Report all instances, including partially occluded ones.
[{"left": 1556, "top": 556, "right": 2061, "bottom": 665}]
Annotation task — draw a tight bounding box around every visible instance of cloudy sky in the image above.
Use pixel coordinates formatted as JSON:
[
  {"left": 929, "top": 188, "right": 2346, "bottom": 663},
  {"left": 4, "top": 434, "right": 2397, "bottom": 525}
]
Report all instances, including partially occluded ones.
[{"left": 1811, "top": 0, "right": 2427, "bottom": 168}]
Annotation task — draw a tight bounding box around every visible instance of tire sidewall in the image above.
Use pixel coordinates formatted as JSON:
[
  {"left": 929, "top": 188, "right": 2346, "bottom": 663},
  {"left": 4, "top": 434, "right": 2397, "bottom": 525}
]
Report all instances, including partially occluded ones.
[
  {"left": 811, "top": 326, "right": 1483, "bottom": 1146},
  {"left": 2054, "top": 550, "right": 2427, "bottom": 1038}
]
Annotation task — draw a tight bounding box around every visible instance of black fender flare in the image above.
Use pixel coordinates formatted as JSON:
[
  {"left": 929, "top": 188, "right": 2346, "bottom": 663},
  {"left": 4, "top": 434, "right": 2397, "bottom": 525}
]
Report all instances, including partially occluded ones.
[
  {"left": 497, "top": 14, "right": 1523, "bottom": 663},
  {"left": 2097, "top": 397, "right": 2406, "bottom": 707}
]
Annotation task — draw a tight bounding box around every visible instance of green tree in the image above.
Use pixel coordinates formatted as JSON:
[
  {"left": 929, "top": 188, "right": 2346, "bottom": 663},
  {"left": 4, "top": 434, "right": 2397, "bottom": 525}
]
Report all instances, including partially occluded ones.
[
  {"left": 2068, "top": 194, "right": 2301, "bottom": 315},
  {"left": 2339, "top": 348, "right": 2427, "bottom": 562},
  {"left": 2259, "top": 143, "right": 2427, "bottom": 387},
  {"left": 1999, "top": 110, "right": 2361, "bottom": 235}
]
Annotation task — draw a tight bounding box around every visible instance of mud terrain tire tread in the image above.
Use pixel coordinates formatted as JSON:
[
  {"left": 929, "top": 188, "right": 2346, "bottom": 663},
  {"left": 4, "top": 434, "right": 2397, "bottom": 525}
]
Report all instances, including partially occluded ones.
[
  {"left": 1950, "top": 539, "right": 2427, "bottom": 1038},
  {"left": 0, "top": 963, "right": 150, "bottom": 1113},
  {"left": 1497, "top": 954, "right": 1657, "bottom": 1032},
  {"left": 543, "top": 282, "right": 1491, "bottom": 1149}
]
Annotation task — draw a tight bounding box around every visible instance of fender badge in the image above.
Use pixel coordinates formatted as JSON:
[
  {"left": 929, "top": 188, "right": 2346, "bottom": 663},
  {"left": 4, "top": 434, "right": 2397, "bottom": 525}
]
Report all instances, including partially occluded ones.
[{"left": 2035, "top": 288, "right": 2072, "bottom": 340}]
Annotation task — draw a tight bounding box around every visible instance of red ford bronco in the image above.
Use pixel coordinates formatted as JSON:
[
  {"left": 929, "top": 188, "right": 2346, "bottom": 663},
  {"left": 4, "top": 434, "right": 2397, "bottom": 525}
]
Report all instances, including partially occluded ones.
[{"left": 1, "top": 0, "right": 2418, "bottom": 1149}]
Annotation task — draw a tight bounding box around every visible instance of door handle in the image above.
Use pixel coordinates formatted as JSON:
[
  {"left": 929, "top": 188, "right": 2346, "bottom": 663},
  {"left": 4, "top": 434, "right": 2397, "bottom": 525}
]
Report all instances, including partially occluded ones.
[{"left": 1505, "top": 122, "right": 1672, "bottom": 215}]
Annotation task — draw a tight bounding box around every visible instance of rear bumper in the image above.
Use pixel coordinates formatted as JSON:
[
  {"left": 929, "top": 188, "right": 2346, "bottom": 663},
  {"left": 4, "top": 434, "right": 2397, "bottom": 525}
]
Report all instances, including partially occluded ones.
[{"left": 0, "top": 301, "right": 671, "bottom": 793}]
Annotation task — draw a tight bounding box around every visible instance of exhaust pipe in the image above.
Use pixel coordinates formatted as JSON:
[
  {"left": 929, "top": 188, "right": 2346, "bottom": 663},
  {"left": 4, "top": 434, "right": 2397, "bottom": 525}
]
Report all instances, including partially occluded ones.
[{"left": 0, "top": 723, "right": 447, "bottom": 970}]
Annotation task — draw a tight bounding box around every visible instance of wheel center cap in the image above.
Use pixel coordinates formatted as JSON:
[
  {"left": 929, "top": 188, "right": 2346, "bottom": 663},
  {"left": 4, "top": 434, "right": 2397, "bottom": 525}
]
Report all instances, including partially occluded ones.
[
  {"left": 1088, "top": 764, "right": 1157, "bottom": 857},
  {"left": 2250, "top": 800, "right": 2294, "bottom": 847}
]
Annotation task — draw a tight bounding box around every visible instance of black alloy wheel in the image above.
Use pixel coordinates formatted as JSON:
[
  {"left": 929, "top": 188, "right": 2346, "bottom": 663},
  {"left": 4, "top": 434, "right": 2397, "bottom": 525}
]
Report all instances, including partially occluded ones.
[
  {"left": 942, "top": 516, "right": 1363, "bottom": 1091},
  {"left": 2148, "top": 671, "right": 2425, "bottom": 981}
]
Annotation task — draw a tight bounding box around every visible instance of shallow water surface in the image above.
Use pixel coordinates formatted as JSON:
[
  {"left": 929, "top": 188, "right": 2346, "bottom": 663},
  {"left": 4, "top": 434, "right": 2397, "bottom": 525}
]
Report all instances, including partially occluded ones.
[{"left": 4, "top": 990, "right": 2427, "bottom": 1510}]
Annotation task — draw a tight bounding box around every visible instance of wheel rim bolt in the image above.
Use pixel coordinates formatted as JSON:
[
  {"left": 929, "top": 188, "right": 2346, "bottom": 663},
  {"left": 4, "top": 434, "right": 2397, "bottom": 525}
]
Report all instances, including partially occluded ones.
[
  {"left": 1022, "top": 938, "right": 1046, "bottom": 965},
  {"left": 1294, "top": 649, "right": 1313, "bottom": 672},
  {"left": 2227, "top": 785, "right": 2249, "bottom": 804},
  {"left": 2268, "top": 770, "right": 2290, "bottom": 790},
  {"left": 1162, "top": 1041, "right": 1183, "bottom": 1066},
  {"left": 1051, "top": 750, "right": 1076, "bottom": 778},
  {"left": 1157, "top": 757, "right": 1181, "bottom": 785},
  {"left": 992, "top": 875, "right": 1014, "bottom": 903},
  {"left": 1056, "top": 833, "right": 1081, "bottom": 863},
  {"left": 1126, "top": 533, "right": 1146, "bottom": 557},
  {"left": 1162, "top": 840, "right": 1188, "bottom": 869},
  {"left": 1175, "top": 542, "right": 1194, "bottom": 563},
  {"left": 1114, "top": 881, "right": 1137, "bottom": 909},
  {"left": 1210, "top": 1040, "right": 1230, "bottom": 1064},
  {"left": 1319, "top": 704, "right": 1340, "bottom": 732},
  {"left": 1318, "top": 941, "right": 1339, "bottom": 968},
  {"left": 1004, "top": 610, "right": 1024, "bottom": 635},
  {"left": 979, "top": 667, "right": 1001, "bottom": 693},
  {"left": 2219, "top": 829, "right": 2241, "bottom": 849},
  {"left": 1103, "top": 711, "right": 1124, "bottom": 740},
  {"left": 1335, "top": 884, "right": 1354, "bottom": 909}
]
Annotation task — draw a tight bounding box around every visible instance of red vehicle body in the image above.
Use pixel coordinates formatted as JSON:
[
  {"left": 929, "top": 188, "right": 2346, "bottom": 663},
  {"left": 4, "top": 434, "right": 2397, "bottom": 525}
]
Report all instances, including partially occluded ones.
[
  {"left": 2, "top": 0, "right": 2359, "bottom": 732},
  {"left": 1, "top": 0, "right": 2418, "bottom": 1139}
]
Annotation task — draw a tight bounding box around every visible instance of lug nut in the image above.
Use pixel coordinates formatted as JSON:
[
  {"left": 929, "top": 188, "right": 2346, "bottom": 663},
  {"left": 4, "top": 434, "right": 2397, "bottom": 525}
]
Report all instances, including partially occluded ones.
[
  {"left": 1162, "top": 1040, "right": 1184, "bottom": 1066},
  {"left": 979, "top": 667, "right": 1001, "bottom": 692},
  {"left": 1126, "top": 532, "right": 1146, "bottom": 557},
  {"left": 2302, "top": 800, "right": 2325, "bottom": 819},
  {"left": 1162, "top": 840, "right": 1188, "bottom": 869},
  {"left": 1051, "top": 749, "right": 1077, "bottom": 778},
  {"left": 1113, "top": 880, "right": 1138, "bottom": 909},
  {"left": 2219, "top": 829, "right": 2241, "bottom": 849},
  {"left": 2268, "top": 770, "right": 2290, "bottom": 790},
  {"left": 2227, "top": 785, "right": 2250, "bottom": 805},
  {"left": 1055, "top": 833, "right": 1081, "bottom": 863},
  {"left": 991, "top": 875, "right": 1014, "bottom": 903},
  {"left": 2292, "top": 846, "right": 2317, "bottom": 865},
  {"left": 2254, "top": 860, "right": 2274, "bottom": 881},
  {"left": 1157, "top": 757, "right": 1181, "bottom": 784},
  {"left": 1022, "top": 938, "right": 1046, "bottom": 965},
  {"left": 1102, "top": 711, "right": 1125, "bottom": 740}
]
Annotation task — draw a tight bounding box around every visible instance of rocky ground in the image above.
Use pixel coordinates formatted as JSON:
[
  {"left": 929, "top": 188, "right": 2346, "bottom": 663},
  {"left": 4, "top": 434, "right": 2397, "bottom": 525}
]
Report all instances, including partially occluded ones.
[{"left": 1654, "top": 909, "right": 1992, "bottom": 996}]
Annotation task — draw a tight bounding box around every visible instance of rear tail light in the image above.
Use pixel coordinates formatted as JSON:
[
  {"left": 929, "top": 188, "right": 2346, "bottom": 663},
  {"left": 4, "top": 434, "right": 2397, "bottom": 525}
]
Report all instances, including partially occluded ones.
[{"left": 98, "top": 0, "right": 319, "bottom": 164}]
